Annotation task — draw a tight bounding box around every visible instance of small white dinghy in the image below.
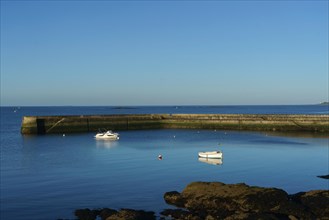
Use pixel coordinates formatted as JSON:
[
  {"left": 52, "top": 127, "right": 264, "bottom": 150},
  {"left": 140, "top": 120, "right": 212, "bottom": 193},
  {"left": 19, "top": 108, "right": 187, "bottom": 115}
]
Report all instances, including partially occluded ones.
[
  {"left": 198, "top": 150, "right": 222, "bottom": 159},
  {"left": 94, "top": 130, "right": 119, "bottom": 140}
]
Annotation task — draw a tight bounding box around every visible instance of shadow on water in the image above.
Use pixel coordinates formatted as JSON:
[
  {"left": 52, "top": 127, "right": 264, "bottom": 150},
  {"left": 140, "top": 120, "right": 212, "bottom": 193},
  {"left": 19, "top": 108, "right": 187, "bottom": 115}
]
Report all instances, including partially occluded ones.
[
  {"left": 252, "top": 139, "right": 308, "bottom": 145},
  {"left": 263, "top": 131, "right": 329, "bottom": 139}
]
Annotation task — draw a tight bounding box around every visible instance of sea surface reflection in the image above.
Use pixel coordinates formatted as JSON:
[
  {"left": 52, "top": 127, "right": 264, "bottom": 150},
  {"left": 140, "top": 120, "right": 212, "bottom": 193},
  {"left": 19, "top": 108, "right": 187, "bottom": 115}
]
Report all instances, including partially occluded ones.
[
  {"left": 2, "top": 129, "right": 327, "bottom": 220},
  {"left": 1, "top": 105, "right": 328, "bottom": 220},
  {"left": 95, "top": 139, "right": 119, "bottom": 149},
  {"left": 198, "top": 157, "right": 223, "bottom": 165}
]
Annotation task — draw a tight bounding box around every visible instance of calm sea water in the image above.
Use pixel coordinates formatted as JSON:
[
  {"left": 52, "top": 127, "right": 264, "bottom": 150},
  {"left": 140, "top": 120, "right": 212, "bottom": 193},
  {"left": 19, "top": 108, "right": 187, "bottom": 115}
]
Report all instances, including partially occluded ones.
[{"left": 1, "top": 106, "right": 328, "bottom": 220}]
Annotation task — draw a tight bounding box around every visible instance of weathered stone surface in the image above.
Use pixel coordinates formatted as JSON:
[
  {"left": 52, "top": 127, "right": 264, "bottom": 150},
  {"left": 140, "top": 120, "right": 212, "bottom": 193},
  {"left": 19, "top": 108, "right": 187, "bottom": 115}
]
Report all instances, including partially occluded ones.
[
  {"left": 74, "top": 208, "right": 155, "bottom": 220},
  {"left": 21, "top": 114, "right": 329, "bottom": 134},
  {"left": 74, "top": 208, "right": 100, "bottom": 220},
  {"left": 290, "top": 190, "right": 329, "bottom": 218},
  {"left": 160, "top": 209, "right": 202, "bottom": 220},
  {"left": 99, "top": 208, "right": 117, "bottom": 220},
  {"left": 105, "top": 209, "right": 155, "bottom": 220},
  {"left": 73, "top": 182, "right": 329, "bottom": 220},
  {"left": 163, "top": 191, "right": 186, "bottom": 208},
  {"left": 163, "top": 182, "right": 328, "bottom": 219}
]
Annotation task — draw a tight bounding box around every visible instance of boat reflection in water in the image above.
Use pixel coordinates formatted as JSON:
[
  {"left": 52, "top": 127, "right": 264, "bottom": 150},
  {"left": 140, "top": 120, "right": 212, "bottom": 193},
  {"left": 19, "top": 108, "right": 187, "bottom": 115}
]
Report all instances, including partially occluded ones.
[
  {"left": 95, "top": 139, "right": 119, "bottom": 148},
  {"left": 198, "top": 157, "right": 223, "bottom": 165}
]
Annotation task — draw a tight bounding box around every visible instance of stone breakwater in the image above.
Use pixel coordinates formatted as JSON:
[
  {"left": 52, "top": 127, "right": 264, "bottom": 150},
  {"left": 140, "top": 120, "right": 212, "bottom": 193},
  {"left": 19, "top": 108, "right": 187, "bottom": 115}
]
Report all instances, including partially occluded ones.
[
  {"left": 21, "top": 114, "right": 329, "bottom": 134},
  {"left": 70, "top": 182, "right": 329, "bottom": 220}
]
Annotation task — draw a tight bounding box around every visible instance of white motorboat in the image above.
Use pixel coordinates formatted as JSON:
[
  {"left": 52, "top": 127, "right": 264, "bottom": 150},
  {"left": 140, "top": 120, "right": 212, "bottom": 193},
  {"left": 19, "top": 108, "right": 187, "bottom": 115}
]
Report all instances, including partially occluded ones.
[
  {"left": 198, "top": 150, "right": 222, "bottom": 159},
  {"left": 94, "top": 130, "right": 119, "bottom": 140}
]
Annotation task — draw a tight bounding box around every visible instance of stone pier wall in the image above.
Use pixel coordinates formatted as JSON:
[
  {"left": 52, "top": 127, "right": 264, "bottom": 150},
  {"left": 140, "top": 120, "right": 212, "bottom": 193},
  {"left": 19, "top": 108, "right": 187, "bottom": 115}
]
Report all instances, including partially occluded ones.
[{"left": 21, "top": 114, "right": 329, "bottom": 134}]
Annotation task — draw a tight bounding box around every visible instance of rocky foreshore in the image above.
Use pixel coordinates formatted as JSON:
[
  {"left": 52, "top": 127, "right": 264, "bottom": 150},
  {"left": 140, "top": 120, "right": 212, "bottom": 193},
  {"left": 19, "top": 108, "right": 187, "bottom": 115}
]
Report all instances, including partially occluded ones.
[{"left": 70, "top": 182, "right": 329, "bottom": 220}]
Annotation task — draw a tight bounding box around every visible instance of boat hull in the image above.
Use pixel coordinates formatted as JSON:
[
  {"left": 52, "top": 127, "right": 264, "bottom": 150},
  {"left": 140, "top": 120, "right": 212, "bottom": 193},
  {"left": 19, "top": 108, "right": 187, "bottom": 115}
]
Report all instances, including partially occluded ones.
[
  {"left": 94, "top": 135, "right": 119, "bottom": 140},
  {"left": 198, "top": 151, "right": 222, "bottom": 159}
]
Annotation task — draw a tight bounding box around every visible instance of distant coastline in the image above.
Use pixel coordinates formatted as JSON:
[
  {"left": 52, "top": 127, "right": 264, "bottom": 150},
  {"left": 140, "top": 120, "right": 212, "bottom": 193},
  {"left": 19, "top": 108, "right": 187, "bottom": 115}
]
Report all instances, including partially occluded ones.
[{"left": 1, "top": 103, "right": 328, "bottom": 107}]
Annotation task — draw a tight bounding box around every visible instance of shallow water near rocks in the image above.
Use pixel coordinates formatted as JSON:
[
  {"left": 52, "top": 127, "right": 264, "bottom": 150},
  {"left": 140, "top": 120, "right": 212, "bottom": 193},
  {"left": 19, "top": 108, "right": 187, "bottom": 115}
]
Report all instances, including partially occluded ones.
[{"left": 1, "top": 106, "right": 328, "bottom": 220}]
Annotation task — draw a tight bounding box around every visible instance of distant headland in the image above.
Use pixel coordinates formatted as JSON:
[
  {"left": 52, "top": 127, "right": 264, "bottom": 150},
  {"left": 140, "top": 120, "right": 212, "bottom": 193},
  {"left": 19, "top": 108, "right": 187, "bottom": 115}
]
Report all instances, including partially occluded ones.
[{"left": 319, "top": 102, "right": 329, "bottom": 105}]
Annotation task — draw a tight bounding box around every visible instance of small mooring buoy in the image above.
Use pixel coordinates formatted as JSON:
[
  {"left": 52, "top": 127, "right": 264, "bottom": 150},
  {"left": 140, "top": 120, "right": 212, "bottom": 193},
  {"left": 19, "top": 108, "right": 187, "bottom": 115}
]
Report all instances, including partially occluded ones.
[
  {"left": 63, "top": 134, "right": 65, "bottom": 137},
  {"left": 158, "top": 154, "right": 163, "bottom": 160}
]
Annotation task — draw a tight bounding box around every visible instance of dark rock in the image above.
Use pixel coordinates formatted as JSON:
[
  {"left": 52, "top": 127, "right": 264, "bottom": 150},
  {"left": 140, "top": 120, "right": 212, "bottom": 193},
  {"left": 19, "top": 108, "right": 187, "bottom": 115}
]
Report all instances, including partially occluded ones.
[
  {"left": 160, "top": 209, "right": 202, "bottom": 220},
  {"left": 163, "top": 191, "right": 185, "bottom": 208},
  {"left": 223, "top": 212, "right": 293, "bottom": 220},
  {"left": 290, "top": 190, "right": 329, "bottom": 218},
  {"left": 72, "top": 182, "right": 328, "bottom": 220},
  {"left": 317, "top": 174, "right": 329, "bottom": 179},
  {"left": 163, "top": 182, "right": 328, "bottom": 219},
  {"left": 74, "top": 208, "right": 155, "bottom": 220},
  {"left": 105, "top": 208, "right": 155, "bottom": 220},
  {"left": 99, "top": 208, "right": 117, "bottom": 220},
  {"left": 74, "top": 208, "right": 99, "bottom": 220}
]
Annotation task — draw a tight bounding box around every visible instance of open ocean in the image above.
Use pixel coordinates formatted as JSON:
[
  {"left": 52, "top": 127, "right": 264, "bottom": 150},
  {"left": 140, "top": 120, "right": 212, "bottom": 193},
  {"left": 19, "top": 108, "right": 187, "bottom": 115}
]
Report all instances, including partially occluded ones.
[{"left": 1, "top": 105, "right": 328, "bottom": 220}]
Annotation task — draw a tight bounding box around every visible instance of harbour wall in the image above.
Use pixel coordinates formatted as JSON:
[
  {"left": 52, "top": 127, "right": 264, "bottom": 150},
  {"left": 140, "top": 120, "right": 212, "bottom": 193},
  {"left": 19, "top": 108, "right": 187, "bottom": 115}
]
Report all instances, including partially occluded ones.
[{"left": 21, "top": 114, "right": 329, "bottom": 134}]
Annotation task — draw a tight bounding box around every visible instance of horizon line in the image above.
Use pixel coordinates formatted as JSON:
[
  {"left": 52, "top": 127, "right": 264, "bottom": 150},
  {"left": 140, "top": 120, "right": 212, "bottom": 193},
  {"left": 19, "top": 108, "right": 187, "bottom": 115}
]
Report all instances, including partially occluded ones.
[{"left": 1, "top": 103, "right": 327, "bottom": 107}]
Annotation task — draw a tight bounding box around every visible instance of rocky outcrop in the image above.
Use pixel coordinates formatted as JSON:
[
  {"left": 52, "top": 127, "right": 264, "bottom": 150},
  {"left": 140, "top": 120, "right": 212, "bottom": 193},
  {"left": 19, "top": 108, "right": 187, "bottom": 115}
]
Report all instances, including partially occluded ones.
[
  {"left": 290, "top": 190, "right": 329, "bottom": 218},
  {"left": 317, "top": 174, "right": 329, "bottom": 179},
  {"left": 162, "top": 182, "right": 329, "bottom": 220},
  {"left": 72, "top": 182, "right": 329, "bottom": 220},
  {"left": 74, "top": 208, "right": 155, "bottom": 220}
]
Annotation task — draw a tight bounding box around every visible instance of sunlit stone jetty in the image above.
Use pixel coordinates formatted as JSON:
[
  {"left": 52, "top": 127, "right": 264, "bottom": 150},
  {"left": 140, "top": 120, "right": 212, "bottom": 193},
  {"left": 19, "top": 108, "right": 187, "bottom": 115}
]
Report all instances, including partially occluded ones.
[{"left": 21, "top": 114, "right": 329, "bottom": 134}]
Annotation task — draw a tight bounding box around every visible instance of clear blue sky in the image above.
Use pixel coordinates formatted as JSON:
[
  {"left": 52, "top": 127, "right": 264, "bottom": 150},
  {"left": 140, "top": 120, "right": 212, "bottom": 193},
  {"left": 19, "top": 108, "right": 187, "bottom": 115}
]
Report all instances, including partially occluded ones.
[{"left": 1, "top": 0, "right": 328, "bottom": 106}]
